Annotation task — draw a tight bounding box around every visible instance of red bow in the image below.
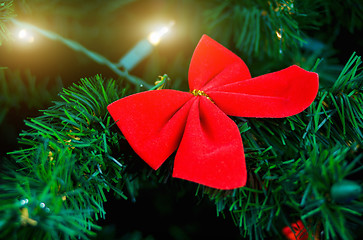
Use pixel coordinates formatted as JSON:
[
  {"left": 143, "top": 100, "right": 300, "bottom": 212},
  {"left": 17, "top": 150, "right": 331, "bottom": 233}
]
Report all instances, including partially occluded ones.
[
  {"left": 107, "top": 35, "right": 318, "bottom": 189},
  {"left": 282, "top": 220, "right": 309, "bottom": 240}
]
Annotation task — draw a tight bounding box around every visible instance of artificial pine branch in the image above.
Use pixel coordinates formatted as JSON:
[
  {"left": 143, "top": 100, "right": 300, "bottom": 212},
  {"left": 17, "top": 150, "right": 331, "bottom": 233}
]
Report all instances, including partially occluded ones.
[
  {"left": 0, "top": 68, "right": 62, "bottom": 125},
  {"left": 203, "top": 0, "right": 320, "bottom": 59},
  {"left": 317, "top": 0, "right": 363, "bottom": 33},
  {"left": 201, "top": 53, "right": 363, "bottom": 240},
  {"left": 0, "top": 55, "right": 362, "bottom": 239},
  {"left": 0, "top": 75, "right": 130, "bottom": 239}
]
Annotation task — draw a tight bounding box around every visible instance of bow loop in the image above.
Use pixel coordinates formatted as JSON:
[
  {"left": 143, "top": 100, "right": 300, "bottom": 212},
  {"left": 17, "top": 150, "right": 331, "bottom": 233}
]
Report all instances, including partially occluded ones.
[{"left": 189, "top": 35, "right": 251, "bottom": 91}]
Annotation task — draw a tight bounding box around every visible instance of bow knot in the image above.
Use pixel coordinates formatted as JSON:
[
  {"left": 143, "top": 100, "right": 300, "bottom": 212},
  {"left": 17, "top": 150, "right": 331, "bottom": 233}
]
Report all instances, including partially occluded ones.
[{"left": 191, "top": 89, "right": 214, "bottom": 102}]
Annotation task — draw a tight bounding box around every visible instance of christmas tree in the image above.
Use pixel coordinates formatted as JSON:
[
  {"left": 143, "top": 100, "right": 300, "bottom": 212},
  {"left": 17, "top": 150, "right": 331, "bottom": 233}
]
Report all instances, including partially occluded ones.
[{"left": 1, "top": 1, "right": 362, "bottom": 239}]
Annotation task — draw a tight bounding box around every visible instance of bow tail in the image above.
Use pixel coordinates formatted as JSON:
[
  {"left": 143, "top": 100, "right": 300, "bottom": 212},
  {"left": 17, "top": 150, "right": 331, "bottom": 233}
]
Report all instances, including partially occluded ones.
[
  {"left": 107, "top": 90, "right": 193, "bottom": 170},
  {"left": 173, "top": 97, "right": 247, "bottom": 189}
]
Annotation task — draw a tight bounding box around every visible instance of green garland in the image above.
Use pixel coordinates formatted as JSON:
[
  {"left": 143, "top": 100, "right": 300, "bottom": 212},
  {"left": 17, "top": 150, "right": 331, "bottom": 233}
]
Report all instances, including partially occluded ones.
[{"left": 1, "top": 54, "right": 362, "bottom": 239}]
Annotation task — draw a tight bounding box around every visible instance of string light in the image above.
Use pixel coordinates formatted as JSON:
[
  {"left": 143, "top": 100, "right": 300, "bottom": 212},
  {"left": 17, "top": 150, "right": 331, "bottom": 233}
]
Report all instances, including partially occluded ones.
[
  {"left": 18, "top": 29, "right": 27, "bottom": 38},
  {"left": 147, "top": 21, "right": 174, "bottom": 45},
  {"left": 275, "top": 27, "right": 283, "bottom": 40},
  {"left": 117, "top": 21, "right": 174, "bottom": 70},
  {"left": 16, "top": 28, "right": 35, "bottom": 43}
]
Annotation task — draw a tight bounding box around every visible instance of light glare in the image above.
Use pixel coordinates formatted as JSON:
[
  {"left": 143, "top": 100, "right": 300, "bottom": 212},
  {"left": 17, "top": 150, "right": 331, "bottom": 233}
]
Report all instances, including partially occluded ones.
[
  {"left": 147, "top": 21, "right": 174, "bottom": 45},
  {"left": 18, "top": 29, "right": 27, "bottom": 39},
  {"left": 17, "top": 28, "right": 35, "bottom": 43}
]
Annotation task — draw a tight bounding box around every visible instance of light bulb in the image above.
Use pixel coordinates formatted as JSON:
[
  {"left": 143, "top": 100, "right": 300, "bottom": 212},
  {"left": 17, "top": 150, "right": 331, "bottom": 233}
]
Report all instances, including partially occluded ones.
[
  {"left": 17, "top": 28, "right": 35, "bottom": 43},
  {"left": 18, "top": 29, "right": 27, "bottom": 39},
  {"left": 117, "top": 21, "right": 174, "bottom": 70},
  {"left": 147, "top": 21, "right": 174, "bottom": 45}
]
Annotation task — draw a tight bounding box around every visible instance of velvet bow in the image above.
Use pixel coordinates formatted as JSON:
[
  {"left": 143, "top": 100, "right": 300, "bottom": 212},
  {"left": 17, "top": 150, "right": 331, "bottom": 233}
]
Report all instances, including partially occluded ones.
[
  {"left": 282, "top": 220, "right": 309, "bottom": 240},
  {"left": 107, "top": 35, "right": 319, "bottom": 189}
]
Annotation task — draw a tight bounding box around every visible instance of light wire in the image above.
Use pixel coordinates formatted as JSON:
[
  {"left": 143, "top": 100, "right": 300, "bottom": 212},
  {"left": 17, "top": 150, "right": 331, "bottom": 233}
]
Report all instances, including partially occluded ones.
[{"left": 11, "top": 19, "right": 152, "bottom": 89}]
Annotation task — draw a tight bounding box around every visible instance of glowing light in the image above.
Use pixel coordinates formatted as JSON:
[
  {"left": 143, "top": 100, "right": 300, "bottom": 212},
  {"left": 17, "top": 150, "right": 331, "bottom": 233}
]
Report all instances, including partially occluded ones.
[
  {"left": 117, "top": 21, "right": 175, "bottom": 70},
  {"left": 18, "top": 29, "right": 27, "bottom": 39},
  {"left": 28, "top": 36, "right": 35, "bottom": 43},
  {"left": 275, "top": 30, "right": 282, "bottom": 39},
  {"left": 147, "top": 21, "right": 174, "bottom": 45},
  {"left": 17, "top": 28, "right": 35, "bottom": 43}
]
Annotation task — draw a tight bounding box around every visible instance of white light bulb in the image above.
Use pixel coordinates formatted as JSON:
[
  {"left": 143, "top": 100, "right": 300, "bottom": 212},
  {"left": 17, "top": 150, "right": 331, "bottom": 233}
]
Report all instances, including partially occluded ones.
[
  {"left": 147, "top": 21, "right": 174, "bottom": 46},
  {"left": 17, "top": 28, "right": 35, "bottom": 43},
  {"left": 18, "top": 29, "right": 27, "bottom": 39},
  {"left": 148, "top": 32, "right": 161, "bottom": 45}
]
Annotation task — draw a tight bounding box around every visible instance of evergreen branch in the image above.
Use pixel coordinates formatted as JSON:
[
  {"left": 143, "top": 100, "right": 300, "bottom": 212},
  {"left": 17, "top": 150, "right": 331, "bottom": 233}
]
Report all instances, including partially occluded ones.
[
  {"left": 200, "top": 54, "right": 363, "bottom": 239},
  {"left": 0, "top": 68, "right": 63, "bottom": 125},
  {"left": 1, "top": 76, "right": 131, "bottom": 239},
  {"left": 203, "top": 0, "right": 320, "bottom": 59},
  {"left": 0, "top": 146, "right": 101, "bottom": 240},
  {"left": 1, "top": 54, "right": 362, "bottom": 239},
  {"left": 10, "top": 19, "right": 152, "bottom": 89},
  {"left": 299, "top": 146, "right": 363, "bottom": 240},
  {"left": 318, "top": 0, "right": 363, "bottom": 32}
]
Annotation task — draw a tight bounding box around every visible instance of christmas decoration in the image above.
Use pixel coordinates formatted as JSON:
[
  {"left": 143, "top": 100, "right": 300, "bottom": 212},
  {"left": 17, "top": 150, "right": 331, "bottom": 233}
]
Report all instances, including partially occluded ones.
[
  {"left": 116, "top": 21, "right": 174, "bottom": 70},
  {"left": 11, "top": 19, "right": 152, "bottom": 89},
  {"left": 1, "top": 1, "right": 362, "bottom": 239},
  {"left": 108, "top": 35, "right": 319, "bottom": 189},
  {"left": 16, "top": 28, "right": 35, "bottom": 43},
  {"left": 282, "top": 220, "right": 308, "bottom": 240}
]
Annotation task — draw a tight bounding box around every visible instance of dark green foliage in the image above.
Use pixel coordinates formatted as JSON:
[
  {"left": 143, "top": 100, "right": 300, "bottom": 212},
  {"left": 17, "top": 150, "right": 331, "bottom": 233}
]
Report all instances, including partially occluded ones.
[
  {"left": 0, "top": 68, "right": 63, "bottom": 152},
  {"left": 203, "top": 0, "right": 363, "bottom": 62},
  {"left": 203, "top": 0, "right": 321, "bottom": 59},
  {"left": 299, "top": 146, "right": 362, "bottom": 240},
  {"left": 0, "top": 68, "right": 62, "bottom": 124},
  {"left": 1, "top": 0, "right": 363, "bottom": 239},
  {"left": 1, "top": 146, "right": 101, "bottom": 240},
  {"left": 1, "top": 55, "right": 362, "bottom": 239},
  {"left": 200, "top": 54, "right": 363, "bottom": 240},
  {"left": 0, "top": 75, "right": 130, "bottom": 239},
  {"left": 317, "top": 0, "right": 363, "bottom": 33}
]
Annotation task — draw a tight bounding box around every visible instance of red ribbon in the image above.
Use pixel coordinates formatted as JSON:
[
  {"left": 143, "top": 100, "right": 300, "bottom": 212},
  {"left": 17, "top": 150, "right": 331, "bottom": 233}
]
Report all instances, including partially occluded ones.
[
  {"left": 108, "top": 35, "right": 319, "bottom": 189},
  {"left": 282, "top": 220, "right": 309, "bottom": 240}
]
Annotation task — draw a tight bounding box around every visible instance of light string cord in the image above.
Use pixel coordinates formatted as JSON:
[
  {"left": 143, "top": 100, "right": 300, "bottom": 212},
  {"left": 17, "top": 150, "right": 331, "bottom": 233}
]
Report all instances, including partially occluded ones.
[{"left": 11, "top": 19, "right": 153, "bottom": 89}]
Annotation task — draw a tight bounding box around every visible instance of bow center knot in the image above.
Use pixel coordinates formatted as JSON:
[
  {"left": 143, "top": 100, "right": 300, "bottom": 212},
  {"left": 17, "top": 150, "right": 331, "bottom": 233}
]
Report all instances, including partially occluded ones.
[{"left": 191, "top": 89, "right": 214, "bottom": 102}]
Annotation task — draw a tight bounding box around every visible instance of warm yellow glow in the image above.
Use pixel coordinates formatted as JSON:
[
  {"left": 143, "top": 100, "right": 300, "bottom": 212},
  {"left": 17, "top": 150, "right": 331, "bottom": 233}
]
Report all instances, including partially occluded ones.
[
  {"left": 18, "top": 29, "right": 27, "bottom": 39},
  {"left": 147, "top": 21, "right": 174, "bottom": 45},
  {"left": 17, "top": 28, "right": 35, "bottom": 43},
  {"left": 28, "top": 36, "right": 35, "bottom": 43},
  {"left": 276, "top": 30, "right": 282, "bottom": 39}
]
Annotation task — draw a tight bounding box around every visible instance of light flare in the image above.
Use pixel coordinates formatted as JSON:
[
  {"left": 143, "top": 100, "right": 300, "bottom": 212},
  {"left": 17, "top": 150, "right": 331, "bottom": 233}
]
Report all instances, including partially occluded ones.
[{"left": 147, "top": 21, "right": 174, "bottom": 45}]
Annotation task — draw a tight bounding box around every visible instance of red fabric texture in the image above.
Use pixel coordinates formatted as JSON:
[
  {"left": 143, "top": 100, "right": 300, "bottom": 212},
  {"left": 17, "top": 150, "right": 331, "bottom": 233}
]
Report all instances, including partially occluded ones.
[
  {"left": 282, "top": 220, "right": 309, "bottom": 240},
  {"left": 107, "top": 34, "right": 319, "bottom": 189},
  {"left": 173, "top": 97, "right": 246, "bottom": 189}
]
